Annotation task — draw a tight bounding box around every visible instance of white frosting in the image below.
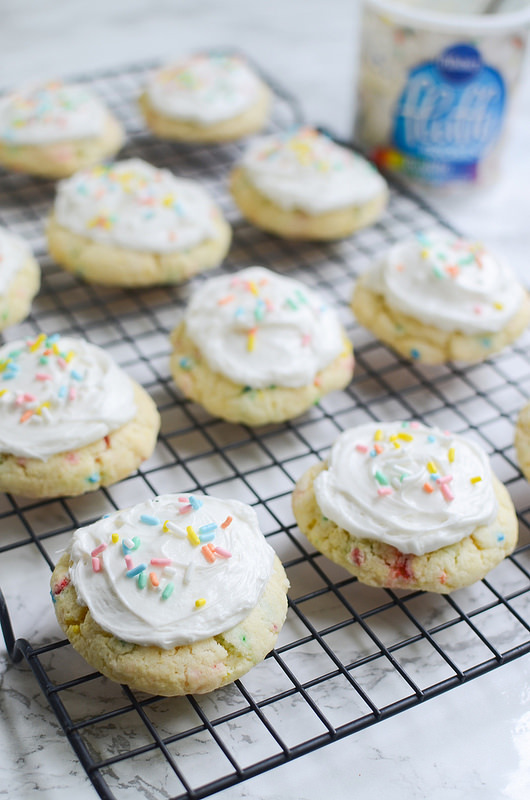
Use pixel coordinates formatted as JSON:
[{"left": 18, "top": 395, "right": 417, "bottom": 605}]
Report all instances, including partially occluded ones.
[
  {"left": 53, "top": 158, "right": 221, "bottom": 253},
  {"left": 240, "top": 128, "right": 387, "bottom": 213},
  {"left": 146, "top": 54, "right": 262, "bottom": 124},
  {"left": 184, "top": 266, "right": 345, "bottom": 389},
  {"left": 0, "top": 228, "right": 31, "bottom": 294},
  {"left": 363, "top": 230, "right": 524, "bottom": 334},
  {"left": 0, "top": 82, "right": 107, "bottom": 145},
  {"left": 314, "top": 421, "right": 498, "bottom": 556},
  {"left": 0, "top": 334, "right": 136, "bottom": 460},
  {"left": 68, "top": 493, "right": 275, "bottom": 649}
]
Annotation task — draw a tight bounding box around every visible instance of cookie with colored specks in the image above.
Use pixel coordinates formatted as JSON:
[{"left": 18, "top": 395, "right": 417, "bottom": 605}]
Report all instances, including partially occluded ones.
[
  {"left": 230, "top": 127, "right": 387, "bottom": 240},
  {"left": 169, "top": 266, "right": 354, "bottom": 426},
  {"left": 292, "top": 421, "right": 518, "bottom": 593},
  {"left": 0, "top": 334, "right": 159, "bottom": 498},
  {"left": 351, "top": 230, "right": 530, "bottom": 364},
  {"left": 139, "top": 53, "right": 271, "bottom": 143},
  {"left": 0, "top": 228, "right": 40, "bottom": 331},
  {"left": 46, "top": 159, "right": 231, "bottom": 287},
  {"left": 0, "top": 82, "right": 124, "bottom": 179},
  {"left": 50, "top": 493, "right": 289, "bottom": 696}
]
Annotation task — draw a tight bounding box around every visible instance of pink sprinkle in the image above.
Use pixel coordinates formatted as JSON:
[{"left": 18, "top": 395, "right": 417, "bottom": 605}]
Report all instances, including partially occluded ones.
[
  {"left": 35, "top": 372, "right": 52, "bottom": 381},
  {"left": 57, "top": 357, "right": 67, "bottom": 369},
  {"left": 265, "top": 299, "right": 275, "bottom": 311},
  {"left": 302, "top": 333, "right": 312, "bottom": 347},
  {"left": 178, "top": 496, "right": 188, "bottom": 502},
  {"left": 474, "top": 305, "right": 483, "bottom": 315},
  {"left": 66, "top": 452, "right": 79, "bottom": 464},
  {"left": 91, "top": 543, "right": 107, "bottom": 557},
  {"left": 178, "top": 504, "right": 192, "bottom": 514},
  {"left": 151, "top": 558, "right": 171, "bottom": 566},
  {"left": 92, "top": 557, "right": 102, "bottom": 572},
  {"left": 440, "top": 484, "right": 454, "bottom": 503},
  {"left": 378, "top": 487, "right": 393, "bottom": 496},
  {"left": 436, "top": 475, "right": 453, "bottom": 485},
  {"left": 410, "top": 421, "right": 420, "bottom": 429},
  {"left": 68, "top": 387, "right": 77, "bottom": 401},
  {"left": 24, "top": 393, "right": 36, "bottom": 402},
  {"left": 214, "top": 547, "right": 232, "bottom": 559},
  {"left": 15, "top": 394, "right": 25, "bottom": 407},
  {"left": 356, "top": 444, "right": 368, "bottom": 453},
  {"left": 125, "top": 555, "right": 133, "bottom": 569}
]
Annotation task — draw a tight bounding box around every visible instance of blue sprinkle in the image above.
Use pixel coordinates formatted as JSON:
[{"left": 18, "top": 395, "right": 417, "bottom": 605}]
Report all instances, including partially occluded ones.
[
  {"left": 102, "top": 514, "right": 111, "bottom": 519},
  {"left": 427, "top": 435, "right": 436, "bottom": 443},
  {"left": 370, "top": 449, "right": 377, "bottom": 458},
  {"left": 58, "top": 385, "right": 67, "bottom": 399},
  {"left": 179, "top": 357, "right": 193, "bottom": 371},
  {"left": 50, "top": 589, "right": 56, "bottom": 605},
  {"left": 86, "top": 472, "right": 100, "bottom": 483},
  {"left": 189, "top": 496, "right": 202, "bottom": 510},
  {"left": 46, "top": 333, "right": 60, "bottom": 345},
  {"left": 234, "top": 307, "right": 245, "bottom": 318},
  {"left": 199, "top": 532, "right": 215, "bottom": 543},
  {"left": 430, "top": 473, "right": 439, "bottom": 482},
  {"left": 140, "top": 514, "right": 160, "bottom": 526},
  {"left": 481, "top": 337, "right": 492, "bottom": 348},
  {"left": 199, "top": 523, "right": 217, "bottom": 534},
  {"left": 70, "top": 369, "right": 84, "bottom": 381},
  {"left": 126, "top": 564, "right": 147, "bottom": 578},
  {"left": 122, "top": 540, "right": 131, "bottom": 555},
  {"left": 2, "top": 373, "right": 16, "bottom": 381},
  {"left": 410, "top": 349, "right": 421, "bottom": 360},
  {"left": 497, "top": 532, "right": 505, "bottom": 542}
]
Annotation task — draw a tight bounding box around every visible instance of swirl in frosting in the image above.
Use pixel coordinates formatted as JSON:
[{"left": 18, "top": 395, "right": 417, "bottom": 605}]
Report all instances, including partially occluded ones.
[
  {"left": 184, "top": 266, "right": 345, "bottom": 388},
  {"left": 0, "top": 82, "right": 108, "bottom": 145},
  {"left": 0, "top": 228, "right": 31, "bottom": 294},
  {"left": 68, "top": 493, "right": 275, "bottom": 648},
  {"left": 363, "top": 230, "right": 524, "bottom": 334},
  {"left": 53, "top": 158, "right": 221, "bottom": 253},
  {"left": 240, "top": 128, "right": 387, "bottom": 214},
  {"left": 0, "top": 334, "right": 136, "bottom": 460},
  {"left": 145, "top": 53, "right": 263, "bottom": 124},
  {"left": 314, "top": 421, "right": 498, "bottom": 556}
]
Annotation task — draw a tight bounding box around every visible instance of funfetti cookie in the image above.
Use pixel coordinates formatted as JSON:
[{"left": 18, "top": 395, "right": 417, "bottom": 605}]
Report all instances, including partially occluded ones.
[
  {"left": 292, "top": 421, "right": 518, "bottom": 594},
  {"left": 351, "top": 230, "right": 530, "bottom": 364},
  {"left": 50, "top": 493, "right": 289, "bottom": 696},
  {"left": 0, "top": 81, "right": 124, "bottom": 179},
  {"left": 139, "top": 53, "right": 271, "bottom": 143},
  {"left": 170, "top": 266, "right": 354, "bottom": 426},
  {"left": 46, "top": 158, "right": 231, "bottom": 287},
  {"left": 0, "top": 228, "right": 40, "bottom": 331},
  {"left": 230, "top": 127, "right": 388, "bottom": 240},
  {"left": 0, "top": 333, "right": 159, "bottom": 498}
]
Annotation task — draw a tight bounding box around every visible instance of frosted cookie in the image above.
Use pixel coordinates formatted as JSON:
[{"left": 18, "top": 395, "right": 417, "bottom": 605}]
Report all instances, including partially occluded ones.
[
  {"left": 46, "top": 158, "right": 231, "bottom": 287},
  {"left": 230, "top": 127, "right": 388, "bottom": 240},
  {"left": 139, "top": 53, "right": 271, "bottom": 143},
  {"left": 292, "top": 421, "right": 518, "bottom": 593},
  {"left": 351, "top": 230, "right": 530, "bottom": 364},
  {"left": 170, "top": 266, "right": 354, "bottom": 426},
  {"left": 50, "top": 493, "right": 289, "bottom": 696},
  {"left": 0, "top": 228, "right": 40, "bottom": 330},
  {"left": 0, "top": 82, "right": 124, "bottom": 179},
  {"left": 0, "top": 333, "right": 160, "bottom": 498}
]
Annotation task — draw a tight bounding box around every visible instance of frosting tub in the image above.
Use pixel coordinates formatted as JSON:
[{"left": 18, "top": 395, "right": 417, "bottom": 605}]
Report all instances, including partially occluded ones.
[{"left": 355, "top": 0, "right": 530, "bottom": 188}]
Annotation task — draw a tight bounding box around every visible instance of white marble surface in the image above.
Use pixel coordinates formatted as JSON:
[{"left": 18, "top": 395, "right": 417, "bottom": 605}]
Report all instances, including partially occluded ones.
[{"left": 1, "top": 2, "right": 530, "bottom": 799}]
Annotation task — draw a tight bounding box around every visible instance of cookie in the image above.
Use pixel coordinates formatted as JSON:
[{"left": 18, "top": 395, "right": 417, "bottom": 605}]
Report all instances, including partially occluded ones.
[
  {"left": 292, "top": 421, "right": 518, "bottom": 593},
  {"left": 230, "top": 127, "right": 388, "bottom": 240},
  {"left": 139, "top": 53, "right": 271, "bottom": 143},
  {"left": 515, "top": 402, "right": 530, "bottom": 482},
  {"left": 170, "top": 266, "right": 354, "bottom": 426},
  {"left": 0, "top": 81, "right": 124, "bottom": 179},
  {"left": 0, "top": 228, "right": 40, "bottom": 330},
  {"left": 0, "top": 333, "right": 160, "bottom": 498},
  {"left": 46, "top": 158, "right": 231, "bottom": 287},
  {"left": 351, "top": 230, "right": 530, "bottom": 364},
  {"left": 50, "top": 493, "right": 289, "bottom": 696}
]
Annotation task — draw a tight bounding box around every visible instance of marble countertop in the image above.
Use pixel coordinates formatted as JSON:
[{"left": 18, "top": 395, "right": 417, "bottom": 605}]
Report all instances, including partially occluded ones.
[{"left": 1, "top": 2, "right": 530, "bottom": 799}]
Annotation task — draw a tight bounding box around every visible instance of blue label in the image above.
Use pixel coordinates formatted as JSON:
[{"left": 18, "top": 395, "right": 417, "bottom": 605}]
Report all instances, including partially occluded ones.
[{"left": 392, "top": 43, "right": 505, "bottom": 176}]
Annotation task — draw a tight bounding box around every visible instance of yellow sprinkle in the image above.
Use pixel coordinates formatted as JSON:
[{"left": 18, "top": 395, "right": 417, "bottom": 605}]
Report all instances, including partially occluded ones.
[
  {"left": 448, "top": 447, "right": 455, "bottom": 463},
  {"left": 398, "top": 432, "right": 413, "bottom": 441},
  {"left": 195, "top": 598, "right": 207, "bottom": 608},
  {"left": 393, "top": 441, "right": 401, "bottom": 449},
  {"left": 248, "top": 281, "right": 259, "bottom": 296},
  {"left": 247, "top": 332, "right": 256, "bottom": 353},
  {"left": 163, "top": 519, "right": 170, "bottom": 532},
  {"left": 187, "top": 526, "right": 200, "bottom": 546},
  {"left": 70, "top": 625, "right": 80, "bottom": 634},
  {"left": 421, "top": 249, "right": 429, "bottom": 259},
  {"left": 493, "top": 302, "right": 504, "bottom": 310},
  {"left": 52, "top": 343, "right": 61, "bottom": 355},
  {"left": 427, "top": 461, "right": 437, "bottom": 474},
  {"left": 36, "top": 401, "right": 51, "bottom": 415},
  {"left": 162, "top": 194, "right": 175, "bottom": 207},
  {"left": 0, "top": 389, "right": 7, "bottom": 397},
  {"left": 29, "top": 333, "right": 46, "bottom": 352},
  {"left": 389, "top": 434, "right": 398, "bottom": 442},
  {"left": 470, "top": 476, "right": 482, "bottom": 484},
  {"left": 374, "top": 429, "right": 383, "bottom": 442},
  {"left": 65, "top": 350, "right": 75, "bottom": 363},
  {"left": 0, "top": 362, "right": 8, "bottom": 373},
  {"left": 111, "top": 533, "right": 119, "bottom": 544}
]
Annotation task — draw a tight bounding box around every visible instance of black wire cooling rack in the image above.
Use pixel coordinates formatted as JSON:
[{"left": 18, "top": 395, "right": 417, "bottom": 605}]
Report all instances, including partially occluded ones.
[{"left": 1, "top": 60, "right": 530, "bottom": 800}]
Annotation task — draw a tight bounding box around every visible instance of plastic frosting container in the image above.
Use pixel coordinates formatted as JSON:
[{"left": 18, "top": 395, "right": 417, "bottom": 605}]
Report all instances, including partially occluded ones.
[{"left": 355, "top": 0, "right": 530, "bottom": 188}]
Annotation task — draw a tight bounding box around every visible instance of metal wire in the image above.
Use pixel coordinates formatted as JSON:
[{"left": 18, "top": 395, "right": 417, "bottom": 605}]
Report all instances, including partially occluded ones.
[{"left": 1, "top": 61, "right": 530, "bottom": 800}]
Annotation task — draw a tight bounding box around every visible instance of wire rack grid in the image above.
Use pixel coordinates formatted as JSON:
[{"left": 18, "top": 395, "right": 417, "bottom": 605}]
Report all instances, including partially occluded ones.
[{"left": 1, "top": 61, "right": 530, "bottom": 800}]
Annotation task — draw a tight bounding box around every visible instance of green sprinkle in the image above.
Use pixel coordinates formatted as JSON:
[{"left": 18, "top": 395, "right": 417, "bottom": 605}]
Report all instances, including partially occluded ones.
[
  {"left": 286, "top": 298, "right": 298, "bottom": 310},
  {"left": 375, "top": 470, "right": 389, "bottom": 486},
  {"left": 432, "top": 266, "right": 444, "bottom": 279},
  {"left": 137, "top": 571, "right": 147, "bottom": 589},
  {"left": 162, "top": 583, "right": 174, "bottom": 600},
  {"left": 295, "top": 290, "right": 308, "bottom": 305},
  {"left": 39, "top": 356, "right": 49, "bottom": 365}
]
